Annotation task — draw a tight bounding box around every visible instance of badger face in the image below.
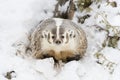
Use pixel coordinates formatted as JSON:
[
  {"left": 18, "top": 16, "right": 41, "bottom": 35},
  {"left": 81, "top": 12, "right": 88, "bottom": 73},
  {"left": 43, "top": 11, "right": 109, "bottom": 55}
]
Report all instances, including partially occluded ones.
[
  {"left": 41, "top": 27, "right": 76, "bottom": 46},
  {"left": 40, "top": 18, "right": 76, "bottom": 46},
  {"left": 49, "top": 27, "right": 65, "bottom": 45}
]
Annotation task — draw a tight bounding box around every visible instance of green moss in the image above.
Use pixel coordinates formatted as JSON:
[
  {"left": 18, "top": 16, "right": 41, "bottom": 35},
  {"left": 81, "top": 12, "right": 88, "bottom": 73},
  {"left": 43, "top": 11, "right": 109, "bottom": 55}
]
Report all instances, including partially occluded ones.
[
  {"left": 78, "top": 14, "right": 91, "bottom": 23},
  {"left": 108, "top": 36, "right": 119, "bottom": 48},
  {"left": 110, "top": 1, "right": 117, "bottom": 7},
  {"left": 5, "top": 71, "right": 15, "bottom": 79},
  {"left": 77, "top": 0, "right": 92, "bottom": 11}
]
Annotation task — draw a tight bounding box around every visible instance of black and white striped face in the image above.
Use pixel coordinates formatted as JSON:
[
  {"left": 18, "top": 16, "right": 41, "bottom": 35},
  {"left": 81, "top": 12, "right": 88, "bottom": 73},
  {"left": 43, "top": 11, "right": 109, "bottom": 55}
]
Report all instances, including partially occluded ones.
[
  {"left": 41, "top": 18, "right": 76, "bottom": 45},
  {"left": 50, "top": 27, "right": 65, "bottom": 45}
]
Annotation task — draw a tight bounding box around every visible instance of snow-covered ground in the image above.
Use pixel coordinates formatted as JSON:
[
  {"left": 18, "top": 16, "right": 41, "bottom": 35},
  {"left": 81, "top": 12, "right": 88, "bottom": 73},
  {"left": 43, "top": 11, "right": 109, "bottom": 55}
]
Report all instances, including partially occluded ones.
[{"left": 0, "top": 0, "right": 120, "bottom": 80}]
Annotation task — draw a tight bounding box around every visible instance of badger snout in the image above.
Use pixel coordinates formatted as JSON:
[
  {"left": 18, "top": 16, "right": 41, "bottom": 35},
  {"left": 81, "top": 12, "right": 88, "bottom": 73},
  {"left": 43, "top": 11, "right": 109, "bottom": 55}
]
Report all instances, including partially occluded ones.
[{"left": 55, "top": 39, "right": 62, "bottom": 45}]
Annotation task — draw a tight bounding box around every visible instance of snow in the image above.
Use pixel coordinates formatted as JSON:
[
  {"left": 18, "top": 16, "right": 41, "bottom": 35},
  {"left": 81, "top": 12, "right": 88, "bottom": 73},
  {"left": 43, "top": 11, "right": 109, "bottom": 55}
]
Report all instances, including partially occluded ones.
[
  {"left": 59, "top": 0, "right": 70, "bottom": 13},
  {"left": 0, "top": 0, "right": 120, "bottom": 80}
]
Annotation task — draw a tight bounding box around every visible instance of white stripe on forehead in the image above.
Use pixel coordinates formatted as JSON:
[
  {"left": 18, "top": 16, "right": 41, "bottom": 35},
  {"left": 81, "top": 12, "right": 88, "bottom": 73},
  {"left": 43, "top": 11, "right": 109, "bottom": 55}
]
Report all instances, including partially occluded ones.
[
  {"left": 53, "top": 18, "right": 63, "bottom": 39},
  {"left": 53, "top": 18, "right": 63, "bottom": 27}
]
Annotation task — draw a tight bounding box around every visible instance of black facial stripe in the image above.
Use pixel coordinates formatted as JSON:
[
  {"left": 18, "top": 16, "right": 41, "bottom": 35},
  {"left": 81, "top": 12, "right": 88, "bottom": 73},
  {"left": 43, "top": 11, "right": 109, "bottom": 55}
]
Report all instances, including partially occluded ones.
[
  {"left": 65, "top": 33, "right": 69, "bottom": 44},
  {"left": 51, "top": 27, "right": 57, "bottom": 34},
  {"left": 48, "top": 33, "right": 51, "bottom": 44},
  {"left": 59, "top": 27, "right": 65, "bottom": 34},
  {"left": 51, "top": 27, "right": 57, "bottom": 41},
  {"left": 58, "top": 27, "right": 65, "bottom": 42}
]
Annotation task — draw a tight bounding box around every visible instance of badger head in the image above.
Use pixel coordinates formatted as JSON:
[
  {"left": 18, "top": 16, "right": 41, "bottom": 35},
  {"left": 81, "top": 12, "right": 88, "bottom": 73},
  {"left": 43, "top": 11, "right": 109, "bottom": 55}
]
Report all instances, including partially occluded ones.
[{"left": 40, "top": 18, "right": 76, "bottom": 46}]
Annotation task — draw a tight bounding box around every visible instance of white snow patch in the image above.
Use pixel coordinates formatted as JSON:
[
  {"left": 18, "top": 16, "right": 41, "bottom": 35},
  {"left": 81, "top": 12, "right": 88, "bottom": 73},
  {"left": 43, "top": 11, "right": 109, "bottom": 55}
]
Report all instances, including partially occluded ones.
[
  {"left": 59, "top": 0, "right": 70, "bottom": 13},
  {"left": 100, "top": 47, "right": 120, "bottom": 63},
  {"left": 0, "top": 0, "right": 120, "bottom": 80}
]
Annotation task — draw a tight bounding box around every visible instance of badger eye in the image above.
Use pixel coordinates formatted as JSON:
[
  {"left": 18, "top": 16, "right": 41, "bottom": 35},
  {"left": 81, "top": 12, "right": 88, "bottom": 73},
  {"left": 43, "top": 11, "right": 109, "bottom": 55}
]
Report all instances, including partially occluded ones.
[
  {"left": 73, "top": 35, "right": 76, "bottom": 38},
  {"left": 52, "top": 36, "right": 55, "bottom": 39},
  {"left": 41, "top": 35, "right": 44, "bottom": 38},
  {"left": 61, "top": 36, "right": 64, "bottom": 39}
]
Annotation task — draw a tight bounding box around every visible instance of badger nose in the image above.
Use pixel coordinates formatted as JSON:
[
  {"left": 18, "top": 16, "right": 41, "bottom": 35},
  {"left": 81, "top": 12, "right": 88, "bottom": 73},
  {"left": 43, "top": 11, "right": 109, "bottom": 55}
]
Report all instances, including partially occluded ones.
[{"left": 55, "top": 40, "right": 61, "bottom": 45}]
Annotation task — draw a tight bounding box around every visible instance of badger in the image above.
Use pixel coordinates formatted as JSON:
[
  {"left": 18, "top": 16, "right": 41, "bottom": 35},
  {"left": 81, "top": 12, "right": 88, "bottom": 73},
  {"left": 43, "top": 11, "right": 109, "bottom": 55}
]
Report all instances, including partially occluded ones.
[{"left": 28, "top": 18, "right": 87, "bottom": 64}]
